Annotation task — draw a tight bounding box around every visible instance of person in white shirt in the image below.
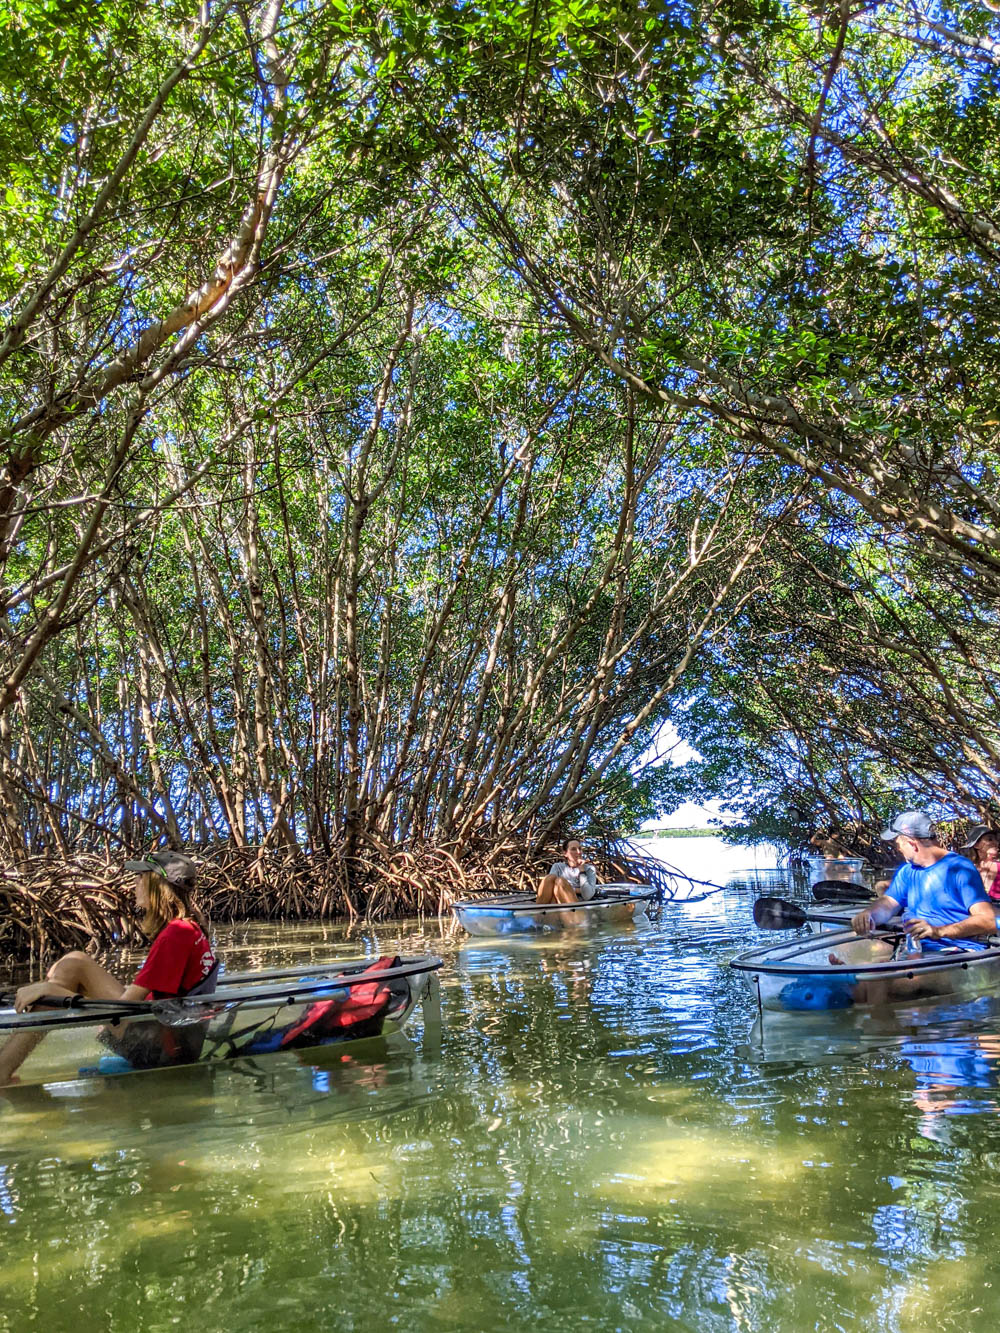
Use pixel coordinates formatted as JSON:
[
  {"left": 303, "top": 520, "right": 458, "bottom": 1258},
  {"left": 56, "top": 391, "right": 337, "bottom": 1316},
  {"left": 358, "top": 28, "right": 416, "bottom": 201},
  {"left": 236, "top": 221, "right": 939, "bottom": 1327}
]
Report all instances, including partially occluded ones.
[{"left": 535, "top": 839, "right": 598, "bottom": 904}]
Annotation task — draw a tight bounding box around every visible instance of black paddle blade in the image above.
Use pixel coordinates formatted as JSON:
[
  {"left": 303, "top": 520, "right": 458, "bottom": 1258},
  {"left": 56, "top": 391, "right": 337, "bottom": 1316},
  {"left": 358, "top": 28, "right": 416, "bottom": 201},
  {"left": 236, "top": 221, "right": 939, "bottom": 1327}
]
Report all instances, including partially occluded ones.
[
  {"left": 812, "top": 880, "right": 876, "bottom": 904},
  {"left": 753, "top": 896, "right": 809, "bottom": 930}
]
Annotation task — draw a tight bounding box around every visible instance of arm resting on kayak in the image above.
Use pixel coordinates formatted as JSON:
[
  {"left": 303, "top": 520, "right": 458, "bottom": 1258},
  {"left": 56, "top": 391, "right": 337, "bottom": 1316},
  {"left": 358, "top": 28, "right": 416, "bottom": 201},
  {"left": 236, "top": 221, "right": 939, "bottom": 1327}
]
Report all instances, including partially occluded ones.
[
  {"left": 851, "top": 896, "right": 903, "bottom": 935},
  {"left": 905, "top": 901, "right": 997, "bottom": 942}
]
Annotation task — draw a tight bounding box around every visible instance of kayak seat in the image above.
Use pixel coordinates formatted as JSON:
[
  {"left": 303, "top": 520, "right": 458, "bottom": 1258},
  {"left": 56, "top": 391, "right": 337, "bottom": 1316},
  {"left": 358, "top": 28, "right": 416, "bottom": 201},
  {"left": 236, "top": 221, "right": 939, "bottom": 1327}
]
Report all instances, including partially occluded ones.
[
  {"left": 93, "top": 961, "right": 222, "bottom": 1072},
  {"left": 242, "top": 955, "right": 399, "bottom": 1055},
  {"left": 96, "top": 1011, "right": 210, "bottom": 1070}
]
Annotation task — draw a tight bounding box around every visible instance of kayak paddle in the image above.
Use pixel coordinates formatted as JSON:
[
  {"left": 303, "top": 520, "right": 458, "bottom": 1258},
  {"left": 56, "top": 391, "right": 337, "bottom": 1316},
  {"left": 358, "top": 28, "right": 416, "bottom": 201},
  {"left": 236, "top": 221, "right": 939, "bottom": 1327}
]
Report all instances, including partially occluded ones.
[
  {"left": 811, "top": 879, "right": 876, "bottom": 904},
  {"left": 0, "top": 992, "right": 200, "bottom": 1020},
  {"left": 753, "top": 896, "right": 897, "bottom": 932}
]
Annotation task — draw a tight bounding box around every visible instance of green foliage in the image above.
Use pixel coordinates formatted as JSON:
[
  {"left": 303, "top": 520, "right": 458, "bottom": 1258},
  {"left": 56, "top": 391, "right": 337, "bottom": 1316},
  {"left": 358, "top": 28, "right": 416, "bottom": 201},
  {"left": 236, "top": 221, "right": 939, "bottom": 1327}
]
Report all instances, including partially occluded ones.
[{"left": 5, "top": 0, "right": 1000, "bottom": 862}]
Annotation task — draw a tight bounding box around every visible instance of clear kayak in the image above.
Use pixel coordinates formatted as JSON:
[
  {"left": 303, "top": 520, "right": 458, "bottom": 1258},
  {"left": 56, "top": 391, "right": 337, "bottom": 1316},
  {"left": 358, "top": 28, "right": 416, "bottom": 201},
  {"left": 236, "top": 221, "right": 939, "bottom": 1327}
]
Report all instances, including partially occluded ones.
[
  {"left": 807, "top": 855, "right": 867, "bottom": 888},
  {"left": 0, "top": 955, "right": 442, "bottom": 1087},
  {"left": 730, "top": 930, "right": 1000, "bottom": 1013},
  {"left": 452, "top": 883, "right": 656, "bottom": 936}
]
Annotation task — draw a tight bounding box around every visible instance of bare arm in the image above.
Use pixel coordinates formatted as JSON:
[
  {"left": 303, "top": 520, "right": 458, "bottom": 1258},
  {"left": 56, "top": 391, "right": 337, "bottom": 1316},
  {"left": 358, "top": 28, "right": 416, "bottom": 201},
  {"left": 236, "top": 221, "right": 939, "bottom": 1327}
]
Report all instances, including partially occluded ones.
[
  {"left": 13, "top": 981, "right": 76, "bottom": 1012},
  {"left": 851, "top": 895, "right": 902, "bottom": 935},
  {"left": 906, "top": 900, "right": 998, "bottom": 942}
]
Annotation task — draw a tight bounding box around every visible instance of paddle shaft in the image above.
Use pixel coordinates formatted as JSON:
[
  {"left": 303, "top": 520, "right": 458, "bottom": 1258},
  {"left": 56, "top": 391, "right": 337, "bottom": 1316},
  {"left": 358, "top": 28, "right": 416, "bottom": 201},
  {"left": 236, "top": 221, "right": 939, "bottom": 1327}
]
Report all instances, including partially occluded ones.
[
  {"left": 808, "top": 908, "right": 868, "bottom": 927},
  {"left": 0, "top": 992, "right": 150, "bottom": 1014},
  {"left": 753, "top": 895, "right": 904, "bottom": 934}
]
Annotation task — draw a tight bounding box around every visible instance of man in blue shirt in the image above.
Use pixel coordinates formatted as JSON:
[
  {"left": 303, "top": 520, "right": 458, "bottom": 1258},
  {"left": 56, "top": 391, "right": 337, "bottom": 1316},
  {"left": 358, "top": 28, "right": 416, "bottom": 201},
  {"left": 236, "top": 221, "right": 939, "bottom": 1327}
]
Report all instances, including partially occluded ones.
[{"left": 852, "top": 811, "right": 997, "bottom": 946}]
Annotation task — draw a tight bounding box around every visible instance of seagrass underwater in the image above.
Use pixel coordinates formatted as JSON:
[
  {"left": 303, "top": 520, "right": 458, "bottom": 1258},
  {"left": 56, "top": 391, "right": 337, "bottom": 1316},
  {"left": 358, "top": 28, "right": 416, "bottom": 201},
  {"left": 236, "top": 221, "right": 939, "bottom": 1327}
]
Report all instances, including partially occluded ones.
[{"left": 5, "top": 845, "right": 1000, "bottom": 1331}]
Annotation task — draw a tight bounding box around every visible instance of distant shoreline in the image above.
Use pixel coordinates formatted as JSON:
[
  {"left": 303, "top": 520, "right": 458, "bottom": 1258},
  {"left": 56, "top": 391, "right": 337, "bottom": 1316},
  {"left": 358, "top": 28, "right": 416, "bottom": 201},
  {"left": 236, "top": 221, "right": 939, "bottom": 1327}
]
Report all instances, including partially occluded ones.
[{"left": 635, "top": 827, "right": 719, "bottom": 840}]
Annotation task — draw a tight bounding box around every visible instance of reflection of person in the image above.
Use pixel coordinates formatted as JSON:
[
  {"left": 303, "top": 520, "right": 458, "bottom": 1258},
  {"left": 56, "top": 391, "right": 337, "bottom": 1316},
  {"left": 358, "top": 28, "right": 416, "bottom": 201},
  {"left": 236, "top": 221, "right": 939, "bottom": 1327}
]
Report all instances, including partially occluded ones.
[
  {"left": 535, "top": 840, "right": 598, "bottom": 904},
  {"left": 851, "top": 811, "right": 996, "bottom": 949},
  {"left": 0, "top": 851, "right": 216, "bottom": 1086},
  {"left": 962, "top": 826, "right": 1000, "bottom": 900},
  {"left": 904, "top": 1031, "right": 1000, "bottom": 1142}
]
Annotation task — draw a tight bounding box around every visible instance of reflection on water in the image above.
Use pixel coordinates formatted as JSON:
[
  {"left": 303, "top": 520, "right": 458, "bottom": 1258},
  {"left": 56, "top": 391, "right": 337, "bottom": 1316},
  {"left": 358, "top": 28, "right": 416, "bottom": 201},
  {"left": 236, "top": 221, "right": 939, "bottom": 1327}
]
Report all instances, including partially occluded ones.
[
  {"left": 629, "top": 834, "right": 782, "bottom": 893},
  {"left": 4, "top": 865, "right": 1000, "bottom": 1330}
]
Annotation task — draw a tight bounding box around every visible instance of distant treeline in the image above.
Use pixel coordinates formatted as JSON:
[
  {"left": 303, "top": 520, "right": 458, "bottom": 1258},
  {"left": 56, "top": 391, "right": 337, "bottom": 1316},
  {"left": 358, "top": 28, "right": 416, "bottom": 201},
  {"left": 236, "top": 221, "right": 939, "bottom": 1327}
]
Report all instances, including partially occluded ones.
[{"left": 640, "top": 828, "right": 719, "bottom": 840}]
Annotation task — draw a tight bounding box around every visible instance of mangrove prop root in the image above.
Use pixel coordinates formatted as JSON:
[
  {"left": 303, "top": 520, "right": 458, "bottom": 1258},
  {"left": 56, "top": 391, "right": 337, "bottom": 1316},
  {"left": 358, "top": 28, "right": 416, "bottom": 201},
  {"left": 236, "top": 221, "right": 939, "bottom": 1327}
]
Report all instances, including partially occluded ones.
[{"left": 0, "top": 839, "right": 677, "bottom": 966}]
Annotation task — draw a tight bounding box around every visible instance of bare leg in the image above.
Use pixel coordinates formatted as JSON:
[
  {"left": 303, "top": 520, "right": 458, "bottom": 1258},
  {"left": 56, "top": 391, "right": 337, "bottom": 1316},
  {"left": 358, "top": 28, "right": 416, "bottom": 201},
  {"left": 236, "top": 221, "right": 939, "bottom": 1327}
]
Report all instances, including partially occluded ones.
[
  {"left": 536, "top": 875, "right": 580, "bottom": 904},
  {"left": 536, "top": 874, "right": 560, "bottom": 904},
  {"left": 0, "top": 952, "right": 124, "bottom": 1085},
  {"left": 45, "top": 952, "right": 125, "bottom": 1000},
  {"left": 551, "top": 877, "right": 579, "bottom": 904}
]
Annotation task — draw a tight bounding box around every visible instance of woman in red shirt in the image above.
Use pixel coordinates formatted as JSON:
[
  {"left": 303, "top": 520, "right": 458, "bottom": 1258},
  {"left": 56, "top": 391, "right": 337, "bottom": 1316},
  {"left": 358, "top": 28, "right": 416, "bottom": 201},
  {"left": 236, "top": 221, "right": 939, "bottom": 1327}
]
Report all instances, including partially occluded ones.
[
  {"left": 963, "top": 826, "right": 1000, "bottom": 901},
  {"left": 0, "top": 850, "right": 216, "bottom": 1084}
]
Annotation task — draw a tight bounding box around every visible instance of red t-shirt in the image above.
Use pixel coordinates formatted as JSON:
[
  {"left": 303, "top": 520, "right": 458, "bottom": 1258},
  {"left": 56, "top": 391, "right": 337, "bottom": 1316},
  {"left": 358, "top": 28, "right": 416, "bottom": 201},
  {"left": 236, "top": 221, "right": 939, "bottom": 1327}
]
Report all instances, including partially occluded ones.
[{"left": 134, "top": 919, "right": 216, "bottom": 997}]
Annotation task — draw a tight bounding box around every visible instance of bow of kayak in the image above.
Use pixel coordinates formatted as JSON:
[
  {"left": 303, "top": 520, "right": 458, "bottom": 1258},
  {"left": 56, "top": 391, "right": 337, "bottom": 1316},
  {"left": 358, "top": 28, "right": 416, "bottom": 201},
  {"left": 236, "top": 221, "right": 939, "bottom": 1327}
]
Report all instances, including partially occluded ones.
[
  {"left": 452, "top": 883, "right": 656, "bottom": 936},
  {"left": 731, "top": 931, "right": 1000, "bottom": 1013}
]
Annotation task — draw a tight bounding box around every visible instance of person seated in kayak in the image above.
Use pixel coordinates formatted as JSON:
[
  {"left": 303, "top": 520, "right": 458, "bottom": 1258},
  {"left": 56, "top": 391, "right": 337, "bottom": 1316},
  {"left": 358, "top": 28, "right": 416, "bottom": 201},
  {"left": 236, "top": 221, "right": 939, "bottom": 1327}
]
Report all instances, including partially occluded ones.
[
  {"left": 961, "top": 825, "right": 1000, "bottom": 900},
  {"left": 850, "top": 811, "right": 997, "bottom": 950},
  {"left": 535, "top": 839, "right": 598, "bottom": 904},
  {"left": 0, "top": 850, "right": 216, "bottom": 1086},
  {"left": 809, "top": 828, "right": 852, "bottom": 859}
]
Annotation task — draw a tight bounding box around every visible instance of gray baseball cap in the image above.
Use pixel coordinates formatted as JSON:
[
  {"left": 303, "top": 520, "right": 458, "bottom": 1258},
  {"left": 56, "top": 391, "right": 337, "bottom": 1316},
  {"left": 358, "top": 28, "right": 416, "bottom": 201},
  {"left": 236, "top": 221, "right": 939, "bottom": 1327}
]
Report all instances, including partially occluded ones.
[
  {"left": 124, "top": 849, "right": 198, "bottom": 886},
  {"left": 880, "top": 811, "right": 936, "bottom": 841},
  {"left": 962, "top": 824, "right": 996, "bottom": 850}
]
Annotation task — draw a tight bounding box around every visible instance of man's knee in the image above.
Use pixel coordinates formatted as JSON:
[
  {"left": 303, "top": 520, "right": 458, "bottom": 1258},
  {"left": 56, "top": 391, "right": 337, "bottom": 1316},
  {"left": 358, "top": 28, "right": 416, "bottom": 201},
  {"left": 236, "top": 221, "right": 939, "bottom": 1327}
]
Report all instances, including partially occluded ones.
[{"left": 47, "top": 951, "right": 89, "bottom": 983}]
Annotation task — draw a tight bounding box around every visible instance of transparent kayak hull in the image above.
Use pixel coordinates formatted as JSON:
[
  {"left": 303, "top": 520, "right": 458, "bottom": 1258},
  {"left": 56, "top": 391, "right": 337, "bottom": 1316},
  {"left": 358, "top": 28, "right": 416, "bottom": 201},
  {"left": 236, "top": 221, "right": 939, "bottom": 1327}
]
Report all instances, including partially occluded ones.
[
  {"left": 0, "top": 956, "right": 442, "bottom": 1087},
  {"left": 806, "top": 904, "right": 860, "bottom": 933},
  {"left": 452, "top": 884, "right": 656, "bottom": 937},
  {"left": 730, "top": 930, "right": 1000, "bottom": 1013},
  {"left": 807, "top": 855, "right": 866, "bottom": 887}
]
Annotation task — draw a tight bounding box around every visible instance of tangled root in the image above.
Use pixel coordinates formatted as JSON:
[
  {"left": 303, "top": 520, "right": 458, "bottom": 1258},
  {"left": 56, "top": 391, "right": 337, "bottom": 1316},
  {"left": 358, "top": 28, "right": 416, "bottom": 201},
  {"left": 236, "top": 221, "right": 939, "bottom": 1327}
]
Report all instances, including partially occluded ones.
[{"left": 0, "top": 836, "right": 673, "bottom": 966}]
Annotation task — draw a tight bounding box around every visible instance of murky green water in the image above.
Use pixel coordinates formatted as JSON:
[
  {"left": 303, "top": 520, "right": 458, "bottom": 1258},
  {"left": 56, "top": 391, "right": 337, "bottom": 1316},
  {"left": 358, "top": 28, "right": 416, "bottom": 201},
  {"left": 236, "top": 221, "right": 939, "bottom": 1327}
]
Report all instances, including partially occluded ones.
[{"left": 5, "top": 863, "right": 1000, "bottom": 1332}]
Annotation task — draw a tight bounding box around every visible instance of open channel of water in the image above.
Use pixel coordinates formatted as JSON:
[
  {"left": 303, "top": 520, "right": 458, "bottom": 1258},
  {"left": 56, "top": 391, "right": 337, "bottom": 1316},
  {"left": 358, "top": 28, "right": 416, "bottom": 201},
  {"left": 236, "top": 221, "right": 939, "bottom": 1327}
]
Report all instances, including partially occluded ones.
[{"left": 4, "top": 840, "right": 1000, "bottom": 1332}]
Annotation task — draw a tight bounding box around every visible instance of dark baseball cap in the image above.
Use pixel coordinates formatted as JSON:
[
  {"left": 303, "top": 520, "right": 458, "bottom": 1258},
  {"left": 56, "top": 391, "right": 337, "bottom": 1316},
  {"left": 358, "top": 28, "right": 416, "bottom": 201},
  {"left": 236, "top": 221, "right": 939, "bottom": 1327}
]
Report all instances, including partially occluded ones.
[
  {"left": 124, "top": 850, "right": 198, "bottom": 886},
  {"left": 962, "top": 824, "right": 996, "bottom": 850},
  {"left": 880, "top": 811, "right": 936, "bottom": 841}
]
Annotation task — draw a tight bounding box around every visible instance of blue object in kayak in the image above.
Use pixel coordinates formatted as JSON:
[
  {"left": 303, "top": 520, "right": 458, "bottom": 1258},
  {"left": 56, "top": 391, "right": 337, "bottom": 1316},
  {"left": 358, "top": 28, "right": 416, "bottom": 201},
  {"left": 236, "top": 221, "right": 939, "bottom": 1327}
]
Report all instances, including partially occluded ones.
[
  {"left": 244, "top": 1027, "right": 287, "bottom": 1053},
  {"left": 495, "top": 917, "right": 543, "bottom": 935},
  {"left": 777, "top": 976, "right": 857, "bottom": 1011},
  {"left": 299, "top": 981, "right": 352, "bottom": 1002},
  {"left": 78, "top": 1054, "right": 135, "bottom": 1076}
]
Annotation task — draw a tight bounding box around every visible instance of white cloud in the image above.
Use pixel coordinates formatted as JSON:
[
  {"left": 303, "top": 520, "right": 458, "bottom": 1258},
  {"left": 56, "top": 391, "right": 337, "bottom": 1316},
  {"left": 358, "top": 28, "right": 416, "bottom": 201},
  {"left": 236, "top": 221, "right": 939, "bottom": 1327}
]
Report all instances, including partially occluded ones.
[
  {"left": 636, "top": 720, "right": 702, "bottom": 768},
  {"left": 641, "top": 798, "right": 725, "bottom": 830}
]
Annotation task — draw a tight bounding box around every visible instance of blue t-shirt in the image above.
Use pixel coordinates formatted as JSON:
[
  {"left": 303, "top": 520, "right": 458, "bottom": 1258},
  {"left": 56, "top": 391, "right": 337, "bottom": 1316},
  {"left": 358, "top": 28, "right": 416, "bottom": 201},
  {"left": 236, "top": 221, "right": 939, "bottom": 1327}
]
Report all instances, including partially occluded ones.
[{"left": 887, "top": 853, "right": 993, "bottom": 942}]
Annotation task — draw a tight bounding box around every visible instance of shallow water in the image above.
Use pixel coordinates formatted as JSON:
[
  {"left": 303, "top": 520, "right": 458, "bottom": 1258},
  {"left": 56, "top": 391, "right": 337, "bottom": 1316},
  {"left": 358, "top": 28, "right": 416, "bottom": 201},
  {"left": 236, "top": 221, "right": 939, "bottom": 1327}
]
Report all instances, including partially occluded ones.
[{"left": 4, "top": 863, "right": 1000, "bottom": 1332}]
